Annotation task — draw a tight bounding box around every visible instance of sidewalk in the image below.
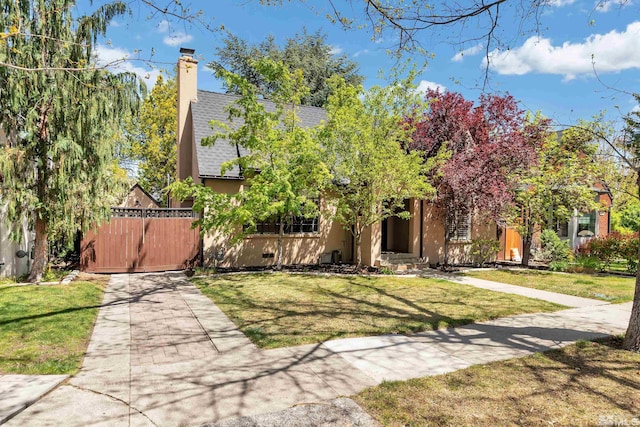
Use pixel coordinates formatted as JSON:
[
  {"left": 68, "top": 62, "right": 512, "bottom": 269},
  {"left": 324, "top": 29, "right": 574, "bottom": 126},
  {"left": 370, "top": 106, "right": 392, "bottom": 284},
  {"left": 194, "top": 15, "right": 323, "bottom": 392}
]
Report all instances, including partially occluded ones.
[{"left": 2, "top": 271, "right": 632, "bottom": 426}]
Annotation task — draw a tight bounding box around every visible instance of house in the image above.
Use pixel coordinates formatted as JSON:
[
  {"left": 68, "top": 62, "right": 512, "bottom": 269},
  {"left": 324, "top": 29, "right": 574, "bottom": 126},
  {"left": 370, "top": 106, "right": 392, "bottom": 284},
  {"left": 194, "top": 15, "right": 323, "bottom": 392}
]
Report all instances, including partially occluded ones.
[
  {"left": 175, "top": 48, "right": 497, "bottom": 268},
  {"left": 497, "top": 182, "right": 613, "bottom": 261},
  {"left": 0, "top": 129, "right": 34, "bottom": 278},
  {"left": 120, "top": 183, "right": 161, "bottom": 209}
]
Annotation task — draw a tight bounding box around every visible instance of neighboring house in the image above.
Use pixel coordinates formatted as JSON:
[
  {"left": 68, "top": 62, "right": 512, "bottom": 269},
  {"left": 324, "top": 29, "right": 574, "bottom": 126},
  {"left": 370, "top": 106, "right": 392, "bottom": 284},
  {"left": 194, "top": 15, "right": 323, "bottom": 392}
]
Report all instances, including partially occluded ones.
[
  {"left": 120, "top": 183, "right": 161, "bottom": 209},
  {"left": 497, "top": 182, "right": 613, "bottom": 261},
  {"left": 0, "top": 129, "right": 34, "bottom": 278},
  {"left": 176, "top": 48, "right": 496, "bottom": 268}
]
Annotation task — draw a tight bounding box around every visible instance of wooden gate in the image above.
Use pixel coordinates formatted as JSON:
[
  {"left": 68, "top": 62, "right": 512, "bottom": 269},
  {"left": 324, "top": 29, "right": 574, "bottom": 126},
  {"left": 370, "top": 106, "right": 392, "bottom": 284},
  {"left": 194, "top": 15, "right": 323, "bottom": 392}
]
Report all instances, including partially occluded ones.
[{"left": 80, "top": 208, "right": 200, "bottom": 273}]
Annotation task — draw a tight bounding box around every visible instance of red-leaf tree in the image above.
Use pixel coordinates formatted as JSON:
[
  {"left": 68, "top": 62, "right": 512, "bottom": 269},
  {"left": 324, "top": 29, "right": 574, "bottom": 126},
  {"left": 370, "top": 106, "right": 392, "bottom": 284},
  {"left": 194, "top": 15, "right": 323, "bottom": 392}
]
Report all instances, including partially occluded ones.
[{"left": 408, "top": 90, "right": 550, "bottom": 265}]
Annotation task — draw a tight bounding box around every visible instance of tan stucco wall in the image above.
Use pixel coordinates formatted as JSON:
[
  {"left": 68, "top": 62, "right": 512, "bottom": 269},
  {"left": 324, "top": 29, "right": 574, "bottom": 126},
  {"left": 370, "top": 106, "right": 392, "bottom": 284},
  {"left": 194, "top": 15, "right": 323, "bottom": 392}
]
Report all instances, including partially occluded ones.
[
  {"left": 120, "top": 186, "right": 160, "bottom": 209},
  {"left": 202, "top": 179, "right": 352, "bottom": 267},
  {"left": 360, "top": 221, "right": 381, "bottom": 266},
  {"left": 421, "top": 204, "right": 497, "bottom": 265}
]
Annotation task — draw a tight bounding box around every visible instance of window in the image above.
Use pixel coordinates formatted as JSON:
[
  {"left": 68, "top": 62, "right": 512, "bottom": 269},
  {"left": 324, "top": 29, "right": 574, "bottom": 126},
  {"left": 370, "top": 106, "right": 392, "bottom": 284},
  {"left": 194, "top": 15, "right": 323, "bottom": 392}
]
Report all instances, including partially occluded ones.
[
  {"left": 550, "top": 216, "right": 569, "bottom": 238},
  {"left": 557, "top": 221, "right": 569, "bottom": 238},
  {"left": 577, "top": 212, "right": 596, "bottom": 237},
  {"left": 449, "top": 214, "right": 471, "bottom": 241},
  {"left": 245, "top": 214, "right": 319, "bottom": 235}
]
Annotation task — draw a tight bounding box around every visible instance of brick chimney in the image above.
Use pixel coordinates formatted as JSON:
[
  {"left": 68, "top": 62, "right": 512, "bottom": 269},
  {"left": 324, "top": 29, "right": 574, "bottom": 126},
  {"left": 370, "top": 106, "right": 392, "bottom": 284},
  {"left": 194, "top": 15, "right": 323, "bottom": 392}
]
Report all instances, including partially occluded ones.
[{"left": 176, "top": 48, "right": 198, "bottom": 204}]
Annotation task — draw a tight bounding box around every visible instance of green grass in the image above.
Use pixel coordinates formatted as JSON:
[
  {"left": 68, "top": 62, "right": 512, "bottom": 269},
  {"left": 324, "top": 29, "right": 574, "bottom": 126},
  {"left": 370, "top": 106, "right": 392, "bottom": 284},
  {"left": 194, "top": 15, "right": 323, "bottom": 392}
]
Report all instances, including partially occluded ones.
[
  {"left": 355, "top": 337, "right": 640, "bottom": 427},
  {"left": 0, "top": 279, "right": 107, "bottom": 374},
  {"left": 464, "top": 269, "right": 636, "bottom": 303},
  {"left": 193, "top": 273, "right": 565, "bottom": 348}
]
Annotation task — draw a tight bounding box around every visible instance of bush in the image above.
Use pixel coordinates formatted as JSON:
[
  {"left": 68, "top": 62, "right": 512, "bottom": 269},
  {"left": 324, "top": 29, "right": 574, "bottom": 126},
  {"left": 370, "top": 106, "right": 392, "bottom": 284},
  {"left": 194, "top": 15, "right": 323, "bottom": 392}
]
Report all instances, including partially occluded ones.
[
  {"left": 470, "top": 238, "right": 500, "bottom": 267},
  {"left": 578, "top": 232, "right": 638, "bottom": 273},
  {"left": 574, "top": 256, "right": 601, "bottom": 271},
  {"left": 549, "top": 260, "right": 569, "bottom": 272},
  {"left": 618, "top": 233, "right": 639, "bottom": 273},
  {"left": 582, "top": 234, "right": 620, "bottom": 270},
  {"left": 564, "top": 256, "right": 601, "bottom": 274},
  {"left": 539, "top": 229, "right": 572, "bottom": 262}
]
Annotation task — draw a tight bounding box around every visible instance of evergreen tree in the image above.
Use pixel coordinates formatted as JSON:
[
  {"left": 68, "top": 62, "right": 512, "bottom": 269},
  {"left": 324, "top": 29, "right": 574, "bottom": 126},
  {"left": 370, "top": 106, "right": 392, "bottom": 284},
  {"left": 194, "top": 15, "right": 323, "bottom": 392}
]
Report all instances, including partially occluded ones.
[
  {"left": 0, "top": 0, "right": 143, "bottom": 282},
  {"left": 212, "top": 29, "right": 364, "bottom": 107}
]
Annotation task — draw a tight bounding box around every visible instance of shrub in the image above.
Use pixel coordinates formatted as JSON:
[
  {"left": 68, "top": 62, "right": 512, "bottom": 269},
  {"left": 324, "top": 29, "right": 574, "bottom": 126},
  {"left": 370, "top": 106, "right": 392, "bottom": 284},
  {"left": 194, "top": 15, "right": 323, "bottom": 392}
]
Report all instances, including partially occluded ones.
[
  {"left": 549, "top": 260, "right": 568, "bottom": 272},
  {"left": 578, "top": 232, "right": 638, "bottom": 272},
  {"left": 575, "top": 256, "right": 601, "bottom": 271},
  {"left": 618, "top": 233, "right": 639, "bottom": 273},
  {"left": 583, "top": 234, "right": 620, "bottom": 270},
  {"left": 470, "top": 238, "right": 501, "bottom": 267},
  {"left": 539, "top": 229, "right": 572, "bottom": 262},
  {"left": 379, "top": 266, "right": 395, "bottom": 275},
  {"left": 565, "top": 256, "right": 601, "bottom": 274}
]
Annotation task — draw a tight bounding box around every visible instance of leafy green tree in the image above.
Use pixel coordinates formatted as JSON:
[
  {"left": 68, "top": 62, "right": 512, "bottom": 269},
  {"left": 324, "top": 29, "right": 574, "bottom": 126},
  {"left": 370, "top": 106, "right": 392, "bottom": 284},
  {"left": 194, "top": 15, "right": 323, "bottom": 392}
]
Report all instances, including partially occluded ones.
[
  {"left": 127, "top": 75, "right": 177, "bottom": 205},
  {"left": 319, "top": 75, "right": 435, "bottom": 267},
  {"left": 0, "top": 0, "right": 143, "bottom": 282},
  {"left": 212, "top": 29, "right": 364, "bottom": 107},
  {"left": 507, "top": 122, "right": 603, "bottom": 266},
  {"left": 171, "top": 59, "right": 330, "bottom": 269}
]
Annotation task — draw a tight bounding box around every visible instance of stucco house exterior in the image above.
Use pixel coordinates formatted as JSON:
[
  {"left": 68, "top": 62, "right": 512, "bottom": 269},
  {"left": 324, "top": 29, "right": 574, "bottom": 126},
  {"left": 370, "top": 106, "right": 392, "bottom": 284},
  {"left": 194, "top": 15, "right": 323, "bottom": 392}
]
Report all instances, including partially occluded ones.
[{"left": 175, "top": 48, "right": 498, "bottom": 268}]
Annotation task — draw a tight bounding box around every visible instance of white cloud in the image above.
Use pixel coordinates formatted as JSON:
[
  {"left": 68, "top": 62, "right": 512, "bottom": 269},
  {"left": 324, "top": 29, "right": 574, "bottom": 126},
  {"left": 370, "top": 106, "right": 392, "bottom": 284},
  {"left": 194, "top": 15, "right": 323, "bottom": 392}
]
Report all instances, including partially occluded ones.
[
  {"left": 595, "top": 0, "right": 632, "bottom": 12},
  {"left": 94, "top": 45, "right": 161, "bottom": 87},
  {"left": 487, "top": 21, "right": 640, "bottom": 80},
  {"left": 452, "top": 44, "right": 483, "bottom": 62},
  {"left": 354, "top": 49, "right": 369, "bottom": 57},
  {"left": 545, "top": 0, "right": 577, "bottom": 6},
  {"left": 632, "top": 104, "right": 640, "bottom": 113},
  {"left": 416, "top": 80, "right": 446, "bottom": 94},
  {"left": 157, "top": 20, "right": 169, "bottom": 33},
  {"left": 329, "top": 45, "right": 343, "bottom": 55},
  {"left": 109, "top": 20, "right": 121, "bottom": 28},
  {"left": 163, "top": 32, "right": 193, "bottom": 47}
]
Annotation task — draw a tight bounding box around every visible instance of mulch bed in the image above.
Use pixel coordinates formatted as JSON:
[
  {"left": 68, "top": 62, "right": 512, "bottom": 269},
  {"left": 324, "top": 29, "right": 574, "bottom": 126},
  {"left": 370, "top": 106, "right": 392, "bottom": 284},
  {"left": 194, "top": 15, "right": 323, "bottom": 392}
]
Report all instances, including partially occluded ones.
[{"left": 192, "top": 263, "right": 381, "bottom": 276}]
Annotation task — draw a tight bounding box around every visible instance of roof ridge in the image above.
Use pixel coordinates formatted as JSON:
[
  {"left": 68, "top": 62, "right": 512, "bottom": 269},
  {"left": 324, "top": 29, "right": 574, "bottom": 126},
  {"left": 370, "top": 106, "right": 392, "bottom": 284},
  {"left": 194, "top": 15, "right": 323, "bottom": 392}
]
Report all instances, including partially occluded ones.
[{"left": 196, "top": 89, "right": 327, "bottom": 111}]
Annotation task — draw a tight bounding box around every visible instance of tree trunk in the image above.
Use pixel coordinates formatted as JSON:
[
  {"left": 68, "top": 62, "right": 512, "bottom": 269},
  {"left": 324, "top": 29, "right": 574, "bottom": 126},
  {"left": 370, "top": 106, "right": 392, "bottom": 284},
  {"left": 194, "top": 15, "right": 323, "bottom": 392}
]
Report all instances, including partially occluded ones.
[
  {"left": 521, "top": 233, "right": 533, "bottom": 266},
  {"left": 27, "top": 217, "right": 48, "bottom": 283},
  {"left": 623, "top": 271, "right": 640, "bottom": 351},
  {"left": 275, "top": 219, "right": 284, "bottom": 270},
  {"left": 623, "top": 180, "right": 640, "bottom": 351},
  {"left": 355, "top": 233, "right": 362, "bottom": 269},
  {"left": 443, "top": 235, "right": 450, "bottom": 267}
]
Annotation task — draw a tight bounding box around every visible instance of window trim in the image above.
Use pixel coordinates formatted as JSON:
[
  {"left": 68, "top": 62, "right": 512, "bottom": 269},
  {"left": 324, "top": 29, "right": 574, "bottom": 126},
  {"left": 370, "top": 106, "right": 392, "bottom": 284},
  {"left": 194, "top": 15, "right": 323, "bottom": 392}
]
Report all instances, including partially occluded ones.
[{"left": 243, "top": 214, "right": 320, "bottom": 236}]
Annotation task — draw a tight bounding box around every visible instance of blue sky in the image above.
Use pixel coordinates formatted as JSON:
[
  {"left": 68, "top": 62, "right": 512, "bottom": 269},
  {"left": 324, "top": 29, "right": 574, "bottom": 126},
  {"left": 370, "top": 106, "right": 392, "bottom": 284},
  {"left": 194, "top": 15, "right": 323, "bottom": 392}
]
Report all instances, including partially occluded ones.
[{"left": 83, "top": 0, "right": 639, "bottom": 128}]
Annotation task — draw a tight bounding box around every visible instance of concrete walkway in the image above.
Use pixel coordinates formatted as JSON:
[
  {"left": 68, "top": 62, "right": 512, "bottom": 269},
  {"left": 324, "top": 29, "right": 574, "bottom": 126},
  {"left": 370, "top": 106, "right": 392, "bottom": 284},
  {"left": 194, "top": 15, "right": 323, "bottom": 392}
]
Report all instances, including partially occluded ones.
[{"left": 2, "top": 271, "right": 632, "bottom": 426}]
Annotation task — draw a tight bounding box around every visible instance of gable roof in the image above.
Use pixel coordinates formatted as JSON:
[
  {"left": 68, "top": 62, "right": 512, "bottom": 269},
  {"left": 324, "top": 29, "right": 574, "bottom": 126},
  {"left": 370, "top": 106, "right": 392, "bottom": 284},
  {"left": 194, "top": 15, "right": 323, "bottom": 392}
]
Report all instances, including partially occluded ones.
[
  {"left": 191, "top": 90, "right": 327, "bottom": 179},
  {"left": 121, "top": 183, "right": 161, "bottom": 208}
]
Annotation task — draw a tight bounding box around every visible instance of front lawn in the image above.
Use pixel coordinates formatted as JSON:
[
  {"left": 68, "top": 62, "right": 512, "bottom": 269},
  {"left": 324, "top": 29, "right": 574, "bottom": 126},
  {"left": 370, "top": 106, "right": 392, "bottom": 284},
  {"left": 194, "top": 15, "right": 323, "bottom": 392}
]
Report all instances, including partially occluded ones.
[
  {"left": 193, "top": 273, "right": 565, "bottom": 348},
  {"left": 0, "top": 274, "right": 108, "bottom": 374},
  {"left": 464, "top": 269, "right": 636, "bottom": 303},
  {"left": 355, "top": 337, "right": 640, "bottom": 427}
]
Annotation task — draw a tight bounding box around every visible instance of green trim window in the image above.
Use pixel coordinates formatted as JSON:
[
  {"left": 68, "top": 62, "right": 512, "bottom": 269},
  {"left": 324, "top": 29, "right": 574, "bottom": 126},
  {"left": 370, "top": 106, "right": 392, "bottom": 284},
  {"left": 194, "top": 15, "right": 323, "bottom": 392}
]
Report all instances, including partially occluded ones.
[{"left": 577, "top": 212, "right": 596, "bottom": 237}]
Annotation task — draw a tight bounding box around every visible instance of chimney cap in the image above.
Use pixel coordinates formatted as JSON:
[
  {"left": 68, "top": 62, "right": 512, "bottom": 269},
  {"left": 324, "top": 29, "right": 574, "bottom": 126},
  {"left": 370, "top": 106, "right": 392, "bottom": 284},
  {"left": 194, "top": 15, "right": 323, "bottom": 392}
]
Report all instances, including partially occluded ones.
[{"left": 180, "top": 47, "right": 195, "bottom": 56}]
